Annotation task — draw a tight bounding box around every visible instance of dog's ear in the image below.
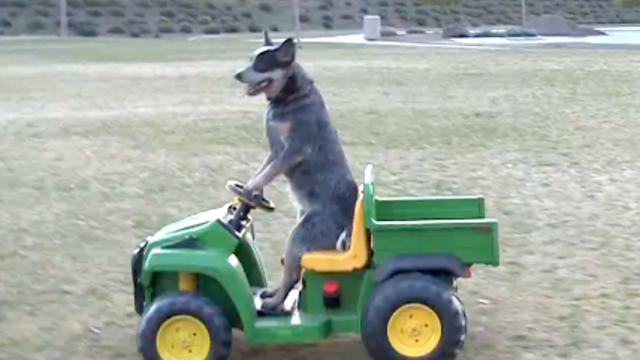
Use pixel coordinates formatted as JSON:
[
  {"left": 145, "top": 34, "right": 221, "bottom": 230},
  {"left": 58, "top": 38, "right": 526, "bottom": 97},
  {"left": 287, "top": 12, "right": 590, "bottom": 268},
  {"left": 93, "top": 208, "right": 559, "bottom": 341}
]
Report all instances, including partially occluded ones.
[
  {"left": 275, "top": 38, "right": 296, "bottom": 65},
  {"left": 263, "top": 29, "right": 273, "bottom": 46}
]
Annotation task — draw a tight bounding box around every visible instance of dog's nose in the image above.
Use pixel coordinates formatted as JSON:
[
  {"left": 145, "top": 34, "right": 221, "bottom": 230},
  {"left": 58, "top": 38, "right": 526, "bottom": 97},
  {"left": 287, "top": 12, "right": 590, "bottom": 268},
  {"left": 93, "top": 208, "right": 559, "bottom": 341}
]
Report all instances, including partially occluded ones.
[{"left": 234, "top": 70, "right": 243, "bottom": 81}]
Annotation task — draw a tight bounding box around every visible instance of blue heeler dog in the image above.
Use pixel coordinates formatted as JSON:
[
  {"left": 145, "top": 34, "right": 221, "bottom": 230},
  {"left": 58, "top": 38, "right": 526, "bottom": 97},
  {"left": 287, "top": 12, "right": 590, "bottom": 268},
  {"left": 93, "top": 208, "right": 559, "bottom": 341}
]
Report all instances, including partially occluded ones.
[{"left": 234, "top": 31, "right": 358, "bottom": 312}]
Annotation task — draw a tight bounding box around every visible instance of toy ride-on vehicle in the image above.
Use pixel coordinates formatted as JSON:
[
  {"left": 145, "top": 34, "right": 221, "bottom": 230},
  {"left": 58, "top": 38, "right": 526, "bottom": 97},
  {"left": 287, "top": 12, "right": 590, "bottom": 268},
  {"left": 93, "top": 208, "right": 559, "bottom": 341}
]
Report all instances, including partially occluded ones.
[{"left": 131, "top": 164, "right": 499, "bottom": 360}]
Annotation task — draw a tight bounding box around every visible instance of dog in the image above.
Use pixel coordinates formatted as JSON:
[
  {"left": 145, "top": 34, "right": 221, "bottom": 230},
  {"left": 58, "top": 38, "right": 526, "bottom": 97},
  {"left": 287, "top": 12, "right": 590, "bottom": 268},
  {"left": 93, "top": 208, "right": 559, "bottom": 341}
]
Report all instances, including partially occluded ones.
[{"left": 234, "top": 30, "right": 358, "bottom": 312}]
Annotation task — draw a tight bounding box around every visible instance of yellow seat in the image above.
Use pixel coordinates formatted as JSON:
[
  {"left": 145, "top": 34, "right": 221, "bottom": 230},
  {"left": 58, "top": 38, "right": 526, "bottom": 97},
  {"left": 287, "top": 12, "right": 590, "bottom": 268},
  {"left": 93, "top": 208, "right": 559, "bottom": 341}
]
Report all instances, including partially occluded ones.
[{"left": 301, "top": 195, "right": 369, "bottom": 272}]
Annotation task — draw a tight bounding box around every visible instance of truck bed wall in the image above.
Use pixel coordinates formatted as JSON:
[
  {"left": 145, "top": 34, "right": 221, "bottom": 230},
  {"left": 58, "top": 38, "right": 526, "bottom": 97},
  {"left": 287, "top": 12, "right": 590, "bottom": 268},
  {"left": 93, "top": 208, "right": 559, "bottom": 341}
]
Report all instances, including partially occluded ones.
[{"left": 374, "top": 195, "right": 485, "bottom": 221}]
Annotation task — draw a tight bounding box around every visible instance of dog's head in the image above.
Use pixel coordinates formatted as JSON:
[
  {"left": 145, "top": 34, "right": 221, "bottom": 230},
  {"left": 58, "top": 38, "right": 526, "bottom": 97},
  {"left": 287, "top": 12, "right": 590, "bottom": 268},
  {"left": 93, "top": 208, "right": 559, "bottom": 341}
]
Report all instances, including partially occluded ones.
[{"left": 234, "top": 30, "right": 296, "bottom": 97}]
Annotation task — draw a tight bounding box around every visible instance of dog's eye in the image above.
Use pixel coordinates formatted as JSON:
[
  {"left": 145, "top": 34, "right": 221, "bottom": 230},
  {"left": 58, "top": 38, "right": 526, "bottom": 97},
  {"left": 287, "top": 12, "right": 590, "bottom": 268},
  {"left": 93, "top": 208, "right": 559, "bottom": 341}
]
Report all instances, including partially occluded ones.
[{"left": 253, "top": 51, "right": 280, "bottom": 73}]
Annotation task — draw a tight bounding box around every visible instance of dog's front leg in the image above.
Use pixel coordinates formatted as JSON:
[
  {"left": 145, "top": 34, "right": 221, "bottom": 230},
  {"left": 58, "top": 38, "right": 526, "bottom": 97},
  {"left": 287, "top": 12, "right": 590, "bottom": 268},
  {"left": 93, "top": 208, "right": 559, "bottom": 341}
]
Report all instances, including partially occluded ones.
[
  {"left": 247, "top": 153, "right": 274, "bottom": 194},
  {"left": 245, "top": 143, "right": 309, "bottom": 193}
]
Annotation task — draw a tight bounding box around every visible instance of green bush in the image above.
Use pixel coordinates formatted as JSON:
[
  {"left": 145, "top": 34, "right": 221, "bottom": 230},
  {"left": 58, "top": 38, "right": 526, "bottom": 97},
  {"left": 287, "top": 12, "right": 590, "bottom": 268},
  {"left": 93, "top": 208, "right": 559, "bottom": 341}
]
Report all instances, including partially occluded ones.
[
  {"left": 241, "top": 11, "right": 252, "bottom": 19},
  {"left": 182, "top": 8, "right": 200, "bottom": 19},
  {"left": 378, "top": 0, "right": 389, "bottom": 7},
  {"left": 381, "top": 27, "right": 399, "bottom": 36},
  {"left": 270, "top": 24, "right": 279, "bottom": 32},
  {"left": 177, "top": 0, "right": 196, "bottom": 9},
  {"left": 205, "top": 2, "right": 217, "bottom": 10},
  {"left": 222, "top": 24, "right": 240, "bottom": 33},
  {"left": 258, "top": 3, "right": 272, "bottom": 13},
  {"left": 107, "top": 25, "right": 127, "bottom": 34},
  {"left": 416, "top": 8, "right": 428, "bottom": 16},
  {"left": 37, "top": 0, "right": 55, "bottom": 7},
  {"left": 5, "top": 0, "right": 27, "bottom": 8},
  {"left": 134, "top": 11, "right": 146, "bottom": 18},
  {"left": 299, "top": 14, "right": 310, "bottom": 23},
  {"left": 395, "top": 1, "right": 407, "bottom": 7},
  {"left": 399, "top": 14, "right": 409, "bottom": 21},
  {"left": 203, "top": 25, "right": 220, "bottom": 34},
  {"left": 206, "top": 12, "right": 218, "bottom": 20},
  {"left": 197, "top": 15, "right": 212, "bottom": 25},
  {"left": 109, "top": 8, "right": 125, "bottom": 17},
  {"left": 340, "top": 13, "right": 354, "bottom": 20},
  {"left": 179, "top": 23, "right": 193, "bottom": 33},
  {"left": 159, "top": 9, "right": 176, "bottom": 18},
  {"left": 75, "top": 20, "right": 99, "bottom": 36},
  {"left": 395, "top": 7, "right": 407, "bottom": 14},
  {"left": 84, "top": 0, "right": 109, "bottom": 6},
  {"left": 407, "top": 28, "right": 425, "bottom": 34},
  {"left": 136, "top": 0, "right": 152, "bottom": 8},
  {"left": 322, "top": 21, "right": 333, "bottom": 29},
  {"left": 412, "top": 16, "right": 427, "bottom": 26},
  {"left": 155, "top": 0, "right": 169, "bottom": 7},
  {"left": 360, "top": 7, "right": 368, "bottom": 14},
  {"left": 248, "top": 23, "right": 261, "bottom": 32},
  {"left": 157, "top": 23, "right": 176, "bottom": 33},
  {"left": 27, "top": 19, "right": 47, "bottom": 32},
  {"left": 223, "top": 4, "right": 232, "bottom": 11},
  {"left": 68, "top": 0, "right": 82, "bottom": 8},
  {"left": 345, "top": 1, "right": 352, "bottom": 6},
  {"left": 176, "top": 17, "right": 192, "bottom": 25},
  {"left": 87, "top": 9, "right": 104, "bottom": 17},
  {"left": 318, "top": 4, "right": 330, "bottom": 10},
  {"left": 0, "top": 18, "right": 11, "bottom": 28},
  {"left": 322, "top": 14, "right": 333, "bottom": 22},
  {"left": 34, "top": 7, "right": 51, "bottom": 17}
]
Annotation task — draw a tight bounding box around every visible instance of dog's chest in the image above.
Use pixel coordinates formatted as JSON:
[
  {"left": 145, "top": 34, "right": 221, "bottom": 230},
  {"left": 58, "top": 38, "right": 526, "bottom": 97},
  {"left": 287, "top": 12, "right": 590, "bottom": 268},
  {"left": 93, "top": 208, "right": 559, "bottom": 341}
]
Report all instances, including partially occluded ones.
[{"left": 268, "top": 120, "right": 291, "bottom": 144}]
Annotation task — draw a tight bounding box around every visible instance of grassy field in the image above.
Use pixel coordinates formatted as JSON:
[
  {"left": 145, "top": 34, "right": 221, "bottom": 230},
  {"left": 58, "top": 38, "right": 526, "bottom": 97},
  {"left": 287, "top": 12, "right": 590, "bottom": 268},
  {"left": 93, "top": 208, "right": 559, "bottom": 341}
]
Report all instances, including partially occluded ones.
[{"left": 1, "top": 35, "right": 639, "bottom": 360}]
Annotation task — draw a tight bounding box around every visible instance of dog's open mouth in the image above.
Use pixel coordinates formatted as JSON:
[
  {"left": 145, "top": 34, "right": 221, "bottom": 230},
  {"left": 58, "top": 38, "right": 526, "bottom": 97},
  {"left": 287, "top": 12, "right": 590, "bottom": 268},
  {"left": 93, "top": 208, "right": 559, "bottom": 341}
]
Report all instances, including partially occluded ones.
[{"left": 246, "top": 79, "right": 273, "bottom": 96}]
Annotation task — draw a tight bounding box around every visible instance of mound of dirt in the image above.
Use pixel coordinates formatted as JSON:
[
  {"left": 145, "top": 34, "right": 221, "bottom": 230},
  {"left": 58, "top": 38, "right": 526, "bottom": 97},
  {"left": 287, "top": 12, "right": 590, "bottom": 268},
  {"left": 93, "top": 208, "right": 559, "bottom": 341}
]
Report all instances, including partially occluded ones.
[{"left": 526, "top": 14, "right": 606, "bottom": 37}]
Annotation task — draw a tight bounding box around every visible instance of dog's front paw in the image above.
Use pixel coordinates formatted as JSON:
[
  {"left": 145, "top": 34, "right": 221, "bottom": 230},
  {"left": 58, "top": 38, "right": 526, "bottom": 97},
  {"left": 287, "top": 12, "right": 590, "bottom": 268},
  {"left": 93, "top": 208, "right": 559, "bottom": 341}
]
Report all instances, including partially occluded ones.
[
  {"left": 260, "top": 297, "right": 285, "bottom": 314},
  {"left": 259, "top": 288, "right": 277, "bottom": 299}
]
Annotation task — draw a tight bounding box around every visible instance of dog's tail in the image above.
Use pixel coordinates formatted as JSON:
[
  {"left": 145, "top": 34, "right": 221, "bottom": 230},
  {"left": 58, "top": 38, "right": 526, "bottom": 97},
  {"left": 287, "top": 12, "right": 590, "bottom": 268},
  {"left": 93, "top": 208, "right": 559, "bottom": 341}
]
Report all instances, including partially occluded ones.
[{"left": 336, "top": 226, "right": 352, "bottom": 251}]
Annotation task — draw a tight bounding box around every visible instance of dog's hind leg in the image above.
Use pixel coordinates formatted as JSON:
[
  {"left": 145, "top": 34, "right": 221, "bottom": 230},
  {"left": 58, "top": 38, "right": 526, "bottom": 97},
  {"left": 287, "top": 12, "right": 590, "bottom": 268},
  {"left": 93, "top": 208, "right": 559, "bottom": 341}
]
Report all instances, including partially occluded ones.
[{"left": 261, "top": 210, "right": 340, "bottom": 312}]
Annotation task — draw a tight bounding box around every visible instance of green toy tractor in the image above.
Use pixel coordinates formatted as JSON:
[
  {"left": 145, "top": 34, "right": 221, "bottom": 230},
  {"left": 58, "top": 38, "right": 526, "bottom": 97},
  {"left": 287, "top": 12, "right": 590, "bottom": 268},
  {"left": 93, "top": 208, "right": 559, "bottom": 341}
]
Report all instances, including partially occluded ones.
[{"left": 131, "top": 164, "right": 499, "bottom": 360}]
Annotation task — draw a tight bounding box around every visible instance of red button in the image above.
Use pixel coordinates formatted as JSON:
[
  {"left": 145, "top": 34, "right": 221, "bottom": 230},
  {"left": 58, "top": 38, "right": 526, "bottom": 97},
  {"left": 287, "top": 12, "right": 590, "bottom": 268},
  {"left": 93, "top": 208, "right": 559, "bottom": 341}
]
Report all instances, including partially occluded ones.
[{"left": 323, "top": 280, "right": 340, "bottom": 296}]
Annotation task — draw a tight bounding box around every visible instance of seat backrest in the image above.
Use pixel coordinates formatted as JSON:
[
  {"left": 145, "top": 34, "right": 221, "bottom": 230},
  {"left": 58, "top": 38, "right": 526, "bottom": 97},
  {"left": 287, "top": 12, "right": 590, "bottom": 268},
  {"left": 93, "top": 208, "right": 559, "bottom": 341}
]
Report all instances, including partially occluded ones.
[{"left": 349, "top": 192, "right": 368, "bottom": 261}]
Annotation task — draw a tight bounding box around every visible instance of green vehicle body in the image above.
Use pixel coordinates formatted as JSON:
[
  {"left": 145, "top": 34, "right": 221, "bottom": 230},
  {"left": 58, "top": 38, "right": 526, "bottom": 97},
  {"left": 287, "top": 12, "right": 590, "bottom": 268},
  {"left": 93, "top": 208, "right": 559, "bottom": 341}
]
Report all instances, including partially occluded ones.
[{"left": 132, "top": 165, "right": 499, "bottom": 345}]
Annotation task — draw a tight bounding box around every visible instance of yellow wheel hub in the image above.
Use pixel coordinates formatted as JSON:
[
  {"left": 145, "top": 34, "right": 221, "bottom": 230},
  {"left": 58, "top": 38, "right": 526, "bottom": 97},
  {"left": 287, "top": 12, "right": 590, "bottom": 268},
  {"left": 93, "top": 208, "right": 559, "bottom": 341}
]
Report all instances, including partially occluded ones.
[
  {"left": 156, "top": 315, "right": 211, "bottom": 360},
  {"left": 387, "top": 303, "right": 442, "bottom": 357}
]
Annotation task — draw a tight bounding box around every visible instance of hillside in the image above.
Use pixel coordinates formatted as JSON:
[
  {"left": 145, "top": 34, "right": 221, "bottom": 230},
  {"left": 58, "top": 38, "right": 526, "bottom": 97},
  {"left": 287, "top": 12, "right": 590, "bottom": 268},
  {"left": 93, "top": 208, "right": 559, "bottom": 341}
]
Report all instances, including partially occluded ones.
[{"left": 0, "top": 0, "right": 639, "bottom": 37}]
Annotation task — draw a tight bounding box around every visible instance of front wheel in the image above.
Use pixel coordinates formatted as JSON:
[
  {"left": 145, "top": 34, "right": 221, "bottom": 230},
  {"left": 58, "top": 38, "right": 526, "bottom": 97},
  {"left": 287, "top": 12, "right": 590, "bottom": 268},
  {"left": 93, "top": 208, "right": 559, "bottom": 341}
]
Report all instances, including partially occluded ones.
[
  {"left": 361, "top": 274, "right": 467, "bottom": 360},
  {"left": 137, "top": 292, "right": 232, "bottom": 360}
]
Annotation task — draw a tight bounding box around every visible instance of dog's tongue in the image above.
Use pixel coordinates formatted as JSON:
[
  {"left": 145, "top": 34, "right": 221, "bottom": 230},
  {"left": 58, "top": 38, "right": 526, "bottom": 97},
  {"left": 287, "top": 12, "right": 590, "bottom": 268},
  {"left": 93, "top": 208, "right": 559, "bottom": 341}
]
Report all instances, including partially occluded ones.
[
  {"left": 246, "top": 84, "right": 260, "bottom": 96},
  {"left": 246, "top": 79, "right": 271, "bottom": 96}
]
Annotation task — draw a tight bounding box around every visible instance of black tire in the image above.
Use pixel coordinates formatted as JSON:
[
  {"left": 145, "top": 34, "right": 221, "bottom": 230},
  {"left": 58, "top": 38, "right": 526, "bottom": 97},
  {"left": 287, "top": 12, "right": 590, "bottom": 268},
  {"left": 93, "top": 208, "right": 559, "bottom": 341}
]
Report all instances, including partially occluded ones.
[
  {"left": 137, "top": 292, "right": 232, "bottom": 360},
  {"left": 362, "top": 274, "right": 467, "bottom": 360}
]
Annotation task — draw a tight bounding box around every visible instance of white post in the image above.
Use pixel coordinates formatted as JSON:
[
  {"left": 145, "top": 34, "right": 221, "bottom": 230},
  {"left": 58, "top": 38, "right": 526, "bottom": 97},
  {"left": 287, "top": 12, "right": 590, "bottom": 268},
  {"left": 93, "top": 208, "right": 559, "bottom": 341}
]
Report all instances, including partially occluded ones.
[
  {"left": 363, "top": 15, "right": 381, "bottom": 41},
  {"left": 293, "top": 0, "right": 301, "bottom": 45},
  {"left": 521, "top": 0, "right": 527, "bottom": 26},
  {"left": 59, "top": 0, "right": 68, "bottom": 37}
]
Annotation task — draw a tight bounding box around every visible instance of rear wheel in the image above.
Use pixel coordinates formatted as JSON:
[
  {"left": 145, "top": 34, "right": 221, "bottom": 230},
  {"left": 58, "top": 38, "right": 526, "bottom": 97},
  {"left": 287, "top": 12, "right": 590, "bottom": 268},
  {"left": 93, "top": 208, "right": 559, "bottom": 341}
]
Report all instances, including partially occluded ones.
[
  {"left": 362, "top": 274, "right": 467, "bottom": 360},
  {"left": 137, "top": 292, "right": 231, "bottom": 360}
]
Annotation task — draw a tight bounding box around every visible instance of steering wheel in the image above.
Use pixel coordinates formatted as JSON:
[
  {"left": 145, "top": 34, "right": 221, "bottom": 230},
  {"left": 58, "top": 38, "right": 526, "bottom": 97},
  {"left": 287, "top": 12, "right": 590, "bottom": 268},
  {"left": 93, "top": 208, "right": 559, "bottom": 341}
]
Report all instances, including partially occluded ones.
[{"left": 225, "top": 180, "right": 276, "bottom": 212}]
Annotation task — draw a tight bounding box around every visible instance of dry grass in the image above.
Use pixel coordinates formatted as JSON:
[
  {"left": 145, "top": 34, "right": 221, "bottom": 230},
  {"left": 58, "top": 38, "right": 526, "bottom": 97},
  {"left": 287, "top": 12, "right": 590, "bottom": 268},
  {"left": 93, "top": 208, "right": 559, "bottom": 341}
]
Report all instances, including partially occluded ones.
[{"left": 1, "top": 36, "right": 639, "bottom": 360}]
